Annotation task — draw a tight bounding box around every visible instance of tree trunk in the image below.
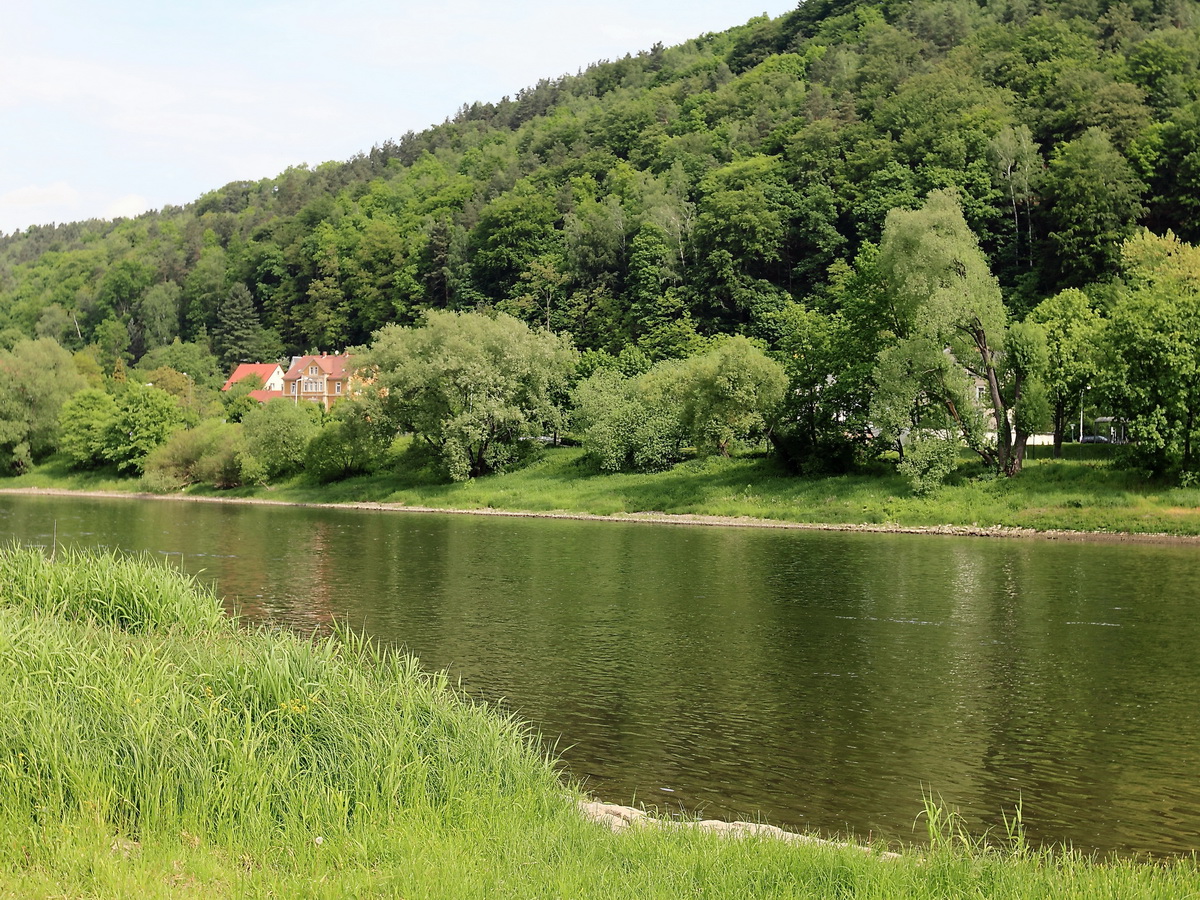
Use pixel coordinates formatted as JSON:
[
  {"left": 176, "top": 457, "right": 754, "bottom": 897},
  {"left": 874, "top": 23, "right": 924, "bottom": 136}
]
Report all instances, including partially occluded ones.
[{"left": 1052, "top": 399, "right": 1065, "bottom": 459}]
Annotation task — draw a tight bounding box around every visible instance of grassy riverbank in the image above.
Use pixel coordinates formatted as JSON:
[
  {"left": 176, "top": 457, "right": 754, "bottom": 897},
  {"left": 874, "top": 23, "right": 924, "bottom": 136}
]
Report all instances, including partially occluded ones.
[
  {"left": 2, "top": 546, "right": 1198, "bottom": 898},
  {"left": 8, "top": 444, "right": 1200, "bottom": 537}
]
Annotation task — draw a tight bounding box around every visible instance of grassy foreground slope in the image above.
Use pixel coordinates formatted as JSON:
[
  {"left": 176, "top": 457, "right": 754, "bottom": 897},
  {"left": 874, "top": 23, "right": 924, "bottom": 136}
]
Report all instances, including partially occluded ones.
[{"left": 1, "top": 546, "right": 1197, "bottom": 898}]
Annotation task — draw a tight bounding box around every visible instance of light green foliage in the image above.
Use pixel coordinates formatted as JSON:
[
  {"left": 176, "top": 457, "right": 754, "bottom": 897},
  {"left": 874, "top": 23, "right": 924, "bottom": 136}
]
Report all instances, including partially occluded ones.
[
  {"left": 898, "top": 433, "right": 961, "bottom": 496},
  {"left": 304, "top": 400, "right": 388, "bottom": 483},
  {"left": 571, "top": 369, "right": 686, "bottom": 473},
  {"left": 136, "top": 338, "right": 223, "bottom": 389},
  {"left": 102, "top": 384, "right": 187, "bottom": 474},
  {"left": 92, "top": 316, "right": 131, "bottom": 373},
  {"left": 872, "top": 191, "right": 1046, "bottom": 480},
  {"left": 238, "top": 398, "right": 320, "bottom": 483},
  {"left": 1028, "top": 288, "right": 1101, "bottom": 453},
  {"left": 133, "top": 281, "right": 181, "bottom": 352},
  {"left": 360, "top": 310, "right": 578, "bottom": 481},
  {"left": 0, "top": 338, "right": 87, "bottom": 473},
  {"left": 573, "top": 337, "right": 784, "bottom": 471},
  {"left": 143, "top": 419, "right": 244, "bottom": 491},
  {"left": 683, "top": 336, "right": 787, "bottom": 456},
  {"left": 57, "top": 388, "right": 118, "bottom": 469},
  {"left": 140, "top": 365, "right": 221, "bottom": 424},
  {"left": 0, "top": 545, "right": 225, "bottom": 632},
  {"left": 35, "top": 304, "right": 75, "bottom": 346},
  {"left": 182, "top": 241, "right": 227, "bottom": 340},
  {"left": 1103, "top": 230, "right": 1200, "bottom": 478}
]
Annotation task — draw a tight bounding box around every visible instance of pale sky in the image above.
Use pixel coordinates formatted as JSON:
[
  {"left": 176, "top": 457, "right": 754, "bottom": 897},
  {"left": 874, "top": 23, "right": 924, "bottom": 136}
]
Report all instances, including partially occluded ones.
[{"left": 1, "top": 1, "right": 794, "bottom": 236}]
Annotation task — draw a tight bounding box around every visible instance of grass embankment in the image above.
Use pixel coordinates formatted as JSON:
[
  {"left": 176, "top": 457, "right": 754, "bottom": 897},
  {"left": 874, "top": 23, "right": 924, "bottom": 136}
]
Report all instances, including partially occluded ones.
[
  {"left": 2, "top": 547, "right": 1197, "bottom": 897},
  {"left": 12, "top": 443, "right": 1200, "bottom": 537}
]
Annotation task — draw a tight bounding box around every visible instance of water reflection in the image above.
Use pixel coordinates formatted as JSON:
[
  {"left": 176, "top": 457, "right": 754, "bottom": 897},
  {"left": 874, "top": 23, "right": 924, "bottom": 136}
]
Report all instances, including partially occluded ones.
[{"left": 1, "top": 493, "right": 1198, "bottom": 856}]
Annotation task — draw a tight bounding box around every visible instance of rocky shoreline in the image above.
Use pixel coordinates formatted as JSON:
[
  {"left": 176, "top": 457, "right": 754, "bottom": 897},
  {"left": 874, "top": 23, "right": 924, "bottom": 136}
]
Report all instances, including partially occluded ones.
[
  {"left": 2, "top": 485, "right": 1198, "bottom": 544},
  {"left": 578, "top": 799, "right": 902, "bottom": 859}
]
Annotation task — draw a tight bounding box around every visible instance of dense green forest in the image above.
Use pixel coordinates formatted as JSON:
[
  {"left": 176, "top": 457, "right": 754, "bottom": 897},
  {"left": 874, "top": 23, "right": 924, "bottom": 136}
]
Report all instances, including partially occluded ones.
[{"left": 3, "top": 0, "right": 1200, "bottom": 488}]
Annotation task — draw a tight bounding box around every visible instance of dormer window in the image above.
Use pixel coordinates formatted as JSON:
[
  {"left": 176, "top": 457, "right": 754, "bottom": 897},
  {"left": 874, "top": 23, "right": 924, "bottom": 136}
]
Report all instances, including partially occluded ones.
[{"left": 309, "top": 365, "right": 319, "bottom": 375}]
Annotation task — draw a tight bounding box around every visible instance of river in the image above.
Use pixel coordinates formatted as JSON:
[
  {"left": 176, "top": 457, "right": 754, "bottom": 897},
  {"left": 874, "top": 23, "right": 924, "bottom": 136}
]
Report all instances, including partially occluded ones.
[{"left": 2, "top": 492, "right": 1198, "bottom": 856}]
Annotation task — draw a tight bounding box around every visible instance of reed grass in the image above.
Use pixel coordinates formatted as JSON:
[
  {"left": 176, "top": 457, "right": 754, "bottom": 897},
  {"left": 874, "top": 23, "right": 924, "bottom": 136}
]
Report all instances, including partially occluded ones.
[{"left": 0, "top": 545, "right": 1197, "bottom": 897}]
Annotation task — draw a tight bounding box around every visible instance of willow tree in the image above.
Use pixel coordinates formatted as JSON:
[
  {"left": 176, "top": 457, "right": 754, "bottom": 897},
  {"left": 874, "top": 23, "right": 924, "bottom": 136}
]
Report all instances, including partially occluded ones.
[
  {"left": 357, "top": 310, "right": 577, "bottom": 481},
  {"left": 870, "top": 190, "right": 1047, "bottom": 480}
]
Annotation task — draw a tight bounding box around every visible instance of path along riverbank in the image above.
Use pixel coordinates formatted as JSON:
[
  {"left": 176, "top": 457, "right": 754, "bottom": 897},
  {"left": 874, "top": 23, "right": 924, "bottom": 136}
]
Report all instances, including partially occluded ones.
[{"left": 2, "top": 485, "right": 1198, "bottom": 545}]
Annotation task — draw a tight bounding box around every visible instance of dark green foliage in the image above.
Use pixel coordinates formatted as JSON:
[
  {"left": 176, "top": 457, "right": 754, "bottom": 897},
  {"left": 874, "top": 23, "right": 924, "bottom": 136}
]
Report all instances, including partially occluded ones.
[
  {"left": 2, "top": 0, "right": 1192, "bottom": 365},
  {"left": 213, "top": 283, "right": 274, "bottom": 370},
  {"left": 1, "top": 2, "right": 1199, "bottom": 485}
]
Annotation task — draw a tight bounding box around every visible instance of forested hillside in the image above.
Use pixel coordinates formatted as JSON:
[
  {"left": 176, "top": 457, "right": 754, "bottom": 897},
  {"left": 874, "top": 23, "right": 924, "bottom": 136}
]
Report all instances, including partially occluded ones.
[{"left": 2, "top": 0, "right": 1200, "bottom": 485}]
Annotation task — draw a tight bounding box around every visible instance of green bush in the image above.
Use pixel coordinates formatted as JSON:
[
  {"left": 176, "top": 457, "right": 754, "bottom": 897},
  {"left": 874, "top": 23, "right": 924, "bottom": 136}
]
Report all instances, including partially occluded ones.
[
  {"left": 899, "top": 435, "right": 961, "bottom": 496},
  {"left": 144, "top": 419, "right": 244, "bottom": 490},
  {"left": 238, "top": 399, "right": 320, "bottom": 483}
]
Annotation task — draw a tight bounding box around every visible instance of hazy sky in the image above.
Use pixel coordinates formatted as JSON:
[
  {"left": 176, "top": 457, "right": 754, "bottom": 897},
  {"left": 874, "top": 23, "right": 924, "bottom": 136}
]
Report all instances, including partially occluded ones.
[{"left": 1, "top": 1, "right": 793, "bottom": 235}]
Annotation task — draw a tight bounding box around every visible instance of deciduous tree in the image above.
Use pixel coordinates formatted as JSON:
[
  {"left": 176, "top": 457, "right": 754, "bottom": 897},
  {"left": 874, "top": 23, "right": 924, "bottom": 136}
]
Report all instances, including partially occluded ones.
[{"left": 359, "top": 311, "right": 577, "bottom": 481}]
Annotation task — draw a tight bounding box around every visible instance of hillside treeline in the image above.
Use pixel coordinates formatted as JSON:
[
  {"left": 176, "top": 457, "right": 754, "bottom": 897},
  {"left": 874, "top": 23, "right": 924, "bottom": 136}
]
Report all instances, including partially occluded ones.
[{"left": 1, "top": 0, "right": 1199, "bottom": 484}]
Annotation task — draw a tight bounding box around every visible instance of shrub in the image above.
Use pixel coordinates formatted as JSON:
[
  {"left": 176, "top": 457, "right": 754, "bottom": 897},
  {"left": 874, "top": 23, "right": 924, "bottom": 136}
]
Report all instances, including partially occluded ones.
[
  {"left": 57, "top": 388, "right": 118, "bottom": 469},
  {"left": 144, "top": 420, "right": 244, "bottom": 490},
  {"left": 238, "top": 399, "right": 320, "bottom": 483},
  {"left": 899, "top": 435, "right": 961, "bottom": 496}
]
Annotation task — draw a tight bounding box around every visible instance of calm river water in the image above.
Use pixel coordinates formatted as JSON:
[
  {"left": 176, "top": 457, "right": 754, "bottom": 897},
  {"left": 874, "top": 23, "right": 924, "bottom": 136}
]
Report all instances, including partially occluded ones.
[{"left": 2, "top": 493, "right": 1198, "bottom": 856}]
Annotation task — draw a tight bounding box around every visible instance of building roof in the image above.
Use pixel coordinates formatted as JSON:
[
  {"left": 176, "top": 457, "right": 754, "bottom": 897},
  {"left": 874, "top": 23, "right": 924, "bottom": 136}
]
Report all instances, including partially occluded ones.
[
  {"left": 222, "top": 362, "right": 283, "bottom": 392},
  {"left": 283, "top": 353, "right": 350, "bottom": 380}
]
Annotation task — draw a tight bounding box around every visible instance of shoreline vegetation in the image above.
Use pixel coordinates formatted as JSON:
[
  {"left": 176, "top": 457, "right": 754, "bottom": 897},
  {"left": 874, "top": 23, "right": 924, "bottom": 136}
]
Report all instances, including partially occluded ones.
[
  {"left": 4, "top": 445, "right": 1200, "bottom": 543},
  {"left": 2, "top": 546, "right": 1198, "bottom": 898}
]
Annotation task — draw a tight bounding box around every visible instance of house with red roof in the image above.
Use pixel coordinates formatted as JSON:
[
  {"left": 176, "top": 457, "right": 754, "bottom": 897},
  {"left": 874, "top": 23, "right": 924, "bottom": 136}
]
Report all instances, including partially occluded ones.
[
  {"left": 282, "top": 353, "right": 352, "bottom": 410},
  {"left": 221, "top": 363, "right": 285, "bottom": 403}
]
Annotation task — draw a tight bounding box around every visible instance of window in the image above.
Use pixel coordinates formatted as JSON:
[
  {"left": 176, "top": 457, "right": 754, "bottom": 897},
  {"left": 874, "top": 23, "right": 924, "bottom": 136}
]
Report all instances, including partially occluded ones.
[
  {"left": 335, "top": 382, "right": 342, "bottom": 394},
  {"left": 290, "top": 382, "right": 296, "bottom": 394},
  {"left": 303, "top": 378, "right": 322, "bottom": 392},
  {"left": 309, "top": 365, "right": 319, "bottom": 375}
]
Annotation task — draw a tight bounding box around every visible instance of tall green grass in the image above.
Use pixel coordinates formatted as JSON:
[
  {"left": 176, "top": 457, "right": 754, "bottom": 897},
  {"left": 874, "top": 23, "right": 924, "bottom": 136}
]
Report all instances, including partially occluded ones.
[{"left": 1, "top": 545, "right": 1197, "bottom": 897}]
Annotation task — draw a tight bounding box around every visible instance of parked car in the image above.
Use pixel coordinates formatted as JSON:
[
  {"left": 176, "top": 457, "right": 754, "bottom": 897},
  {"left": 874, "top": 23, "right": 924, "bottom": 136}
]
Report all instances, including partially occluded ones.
[{"left": 1080, "top": 435, "right": 1110, "bottom": 443}]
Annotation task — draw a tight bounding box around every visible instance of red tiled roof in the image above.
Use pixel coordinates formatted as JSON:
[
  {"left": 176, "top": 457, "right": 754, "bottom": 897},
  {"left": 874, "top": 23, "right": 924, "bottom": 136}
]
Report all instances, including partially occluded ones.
[
  {"left": 222, "top": 363, "right": 283, "bottom": 392},
  {"left": 283, "top": 354, "right": 350, "bottom": 380},
  {"left": 248, "top": 389, "right": 285, "bottom": 403}
]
